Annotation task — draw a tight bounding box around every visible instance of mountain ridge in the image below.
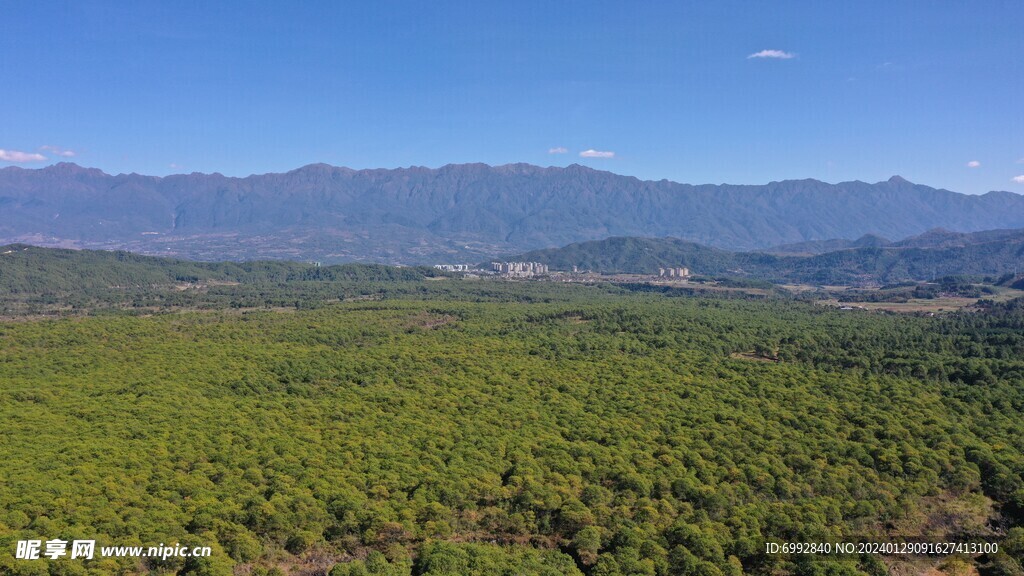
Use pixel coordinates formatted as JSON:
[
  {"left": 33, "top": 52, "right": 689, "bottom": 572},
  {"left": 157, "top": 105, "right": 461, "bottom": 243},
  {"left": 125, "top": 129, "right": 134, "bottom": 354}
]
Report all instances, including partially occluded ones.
[
  {"left": 10, "top": 162, "right": 1018, "bottom": 195},
  {"left": 2, "top": 162, "right": 1023, "bottom": 264}
]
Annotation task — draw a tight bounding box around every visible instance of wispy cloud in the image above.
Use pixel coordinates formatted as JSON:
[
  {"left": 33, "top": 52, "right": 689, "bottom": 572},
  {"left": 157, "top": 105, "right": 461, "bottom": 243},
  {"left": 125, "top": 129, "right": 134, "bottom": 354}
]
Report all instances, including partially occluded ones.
[
  {"left": 0, "top": 149, "right": 47, "bottom": 163},
  {"left": 40, "top": 145, "right": 76, "bottom": 157},
  {"left": 967, "top": 160, "right": 981, "bottom": 168},
  {"left": 748, "top": 49, "right": 796, "bottom": 60},
  {"left": 547, "top": 147, "right": 568, "bottom": 154},
  {"left": 579, "top": 149, "right": 614, "bottom": 159},
  {"left": 1017, "top": 158, "right": 1024, "bottom": 164},
  {"left": 1013, "top": 175, "right": 1024, "bottom": 184},
  {"left": 169, "top": 163, "right": 183, "bottom": 170}
]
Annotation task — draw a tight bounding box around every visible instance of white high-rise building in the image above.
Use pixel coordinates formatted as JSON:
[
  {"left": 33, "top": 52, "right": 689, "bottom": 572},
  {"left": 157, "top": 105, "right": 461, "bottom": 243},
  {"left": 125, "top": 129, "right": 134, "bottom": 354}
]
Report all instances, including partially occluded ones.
[{"left": 491, "top": 262, "right": 549, "bottom": 276}]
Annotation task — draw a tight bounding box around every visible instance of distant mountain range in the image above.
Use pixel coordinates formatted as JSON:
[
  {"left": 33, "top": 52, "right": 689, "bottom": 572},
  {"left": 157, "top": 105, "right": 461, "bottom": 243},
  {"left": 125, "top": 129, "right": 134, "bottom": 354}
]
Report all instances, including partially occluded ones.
[
  {"left": 512, "top": 228, "right": 1024, "bottom": 284},
  {"left": 2, "top": 162, "right": 1023, "bottom": 264}
]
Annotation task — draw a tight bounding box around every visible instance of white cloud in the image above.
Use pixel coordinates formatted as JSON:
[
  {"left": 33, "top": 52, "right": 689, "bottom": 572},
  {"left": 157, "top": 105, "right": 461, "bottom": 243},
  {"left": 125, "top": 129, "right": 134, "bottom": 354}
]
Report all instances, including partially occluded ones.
[
  {"left": 579, "top": 149, "right": 615, "bottom": 159},
  {"left": 1017, "top": 158, "right": 1024, "bottom": 164},
  {"left": 1013, "top": 175, "right": 1024, "bottom": 184},
  {"left": 169, "top": 163, "right": 183, "bottom": 170},
  {"left": 747, "top": 49, "right": 796, "bottom": 60},
  {"left": 40, "top": 145, "right": 76, "bottom": 157},
  {"left": 967, "top": 160, "right": 981, "bottom": 168},
  {"left": 548, "top": 147, "right": 568, "bottom": 154},
  {"left": 0, "top": 149, "right": 47, "bottom": 163}
]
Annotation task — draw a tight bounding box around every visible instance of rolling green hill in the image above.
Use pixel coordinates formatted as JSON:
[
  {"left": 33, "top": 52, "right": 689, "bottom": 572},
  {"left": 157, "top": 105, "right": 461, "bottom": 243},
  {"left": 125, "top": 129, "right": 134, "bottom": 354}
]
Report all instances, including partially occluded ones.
[
  {"left": 0, "top": 244, "right": 438, "bottom": 295},
  {"left": 511, "top": 228, "right": 1024, "bottom": 284}
]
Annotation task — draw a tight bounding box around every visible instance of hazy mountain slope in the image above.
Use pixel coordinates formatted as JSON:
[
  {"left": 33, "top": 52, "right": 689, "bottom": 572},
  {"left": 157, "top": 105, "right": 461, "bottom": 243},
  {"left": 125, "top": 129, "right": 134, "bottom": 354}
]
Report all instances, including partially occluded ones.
[
  {"left": 889, "top": 227, "right": 1024, "bottom": 249},
  {"left": 2, "top": 163, "right": 1023, "bottom": 263},
  {"left": 510, "top": 237, "right": 768, "bottom": 276},
  {"left": 764, "top": 228, "right": 1024, "bottom": 256},
  {"left": 766, "top": 234, "right": 892, "bottom": 255}
]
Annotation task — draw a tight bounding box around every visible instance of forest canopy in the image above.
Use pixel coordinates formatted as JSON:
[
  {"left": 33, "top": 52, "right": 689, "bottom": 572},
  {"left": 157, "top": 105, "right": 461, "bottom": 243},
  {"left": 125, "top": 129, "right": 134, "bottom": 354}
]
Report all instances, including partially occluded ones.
[{"left": 1, "top": 285, "right": 1024, "bottom": 575}]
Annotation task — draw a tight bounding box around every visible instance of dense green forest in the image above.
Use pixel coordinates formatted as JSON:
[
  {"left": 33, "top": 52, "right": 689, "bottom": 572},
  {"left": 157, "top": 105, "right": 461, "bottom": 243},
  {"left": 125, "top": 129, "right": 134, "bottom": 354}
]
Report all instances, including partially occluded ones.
[{"left": 3, "top": 276, "right": 1024, "bottom": 575}]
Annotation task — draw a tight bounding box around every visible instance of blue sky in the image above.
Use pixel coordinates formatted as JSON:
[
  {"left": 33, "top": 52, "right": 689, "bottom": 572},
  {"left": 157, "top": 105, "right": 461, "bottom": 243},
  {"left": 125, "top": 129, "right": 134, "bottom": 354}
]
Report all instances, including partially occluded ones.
[{"left": 2, "top": 1, "right": 1022, "bottom": 193}]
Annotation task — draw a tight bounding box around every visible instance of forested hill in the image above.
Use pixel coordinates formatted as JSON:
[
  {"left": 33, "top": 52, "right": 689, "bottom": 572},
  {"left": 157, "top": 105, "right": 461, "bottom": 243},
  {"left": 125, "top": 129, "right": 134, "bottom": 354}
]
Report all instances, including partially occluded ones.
[
  {"left": 2, "top": 162, "right": 1024, "bottom": 263},
  {"left": 768, "top": 227, "right": 1024, "bottom": 255},
  {"left": 512, "top": 228, "right": 1024, "bottom": 284},
  {"left": 0, "top": 244, "right": 437, "bottom": 295}
]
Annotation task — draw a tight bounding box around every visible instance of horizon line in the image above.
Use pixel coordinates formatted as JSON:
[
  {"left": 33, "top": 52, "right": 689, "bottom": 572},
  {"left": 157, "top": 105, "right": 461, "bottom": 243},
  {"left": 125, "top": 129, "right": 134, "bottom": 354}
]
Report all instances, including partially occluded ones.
[{"left": 0, "top": 160, "right": 1018, "bottom": 195}]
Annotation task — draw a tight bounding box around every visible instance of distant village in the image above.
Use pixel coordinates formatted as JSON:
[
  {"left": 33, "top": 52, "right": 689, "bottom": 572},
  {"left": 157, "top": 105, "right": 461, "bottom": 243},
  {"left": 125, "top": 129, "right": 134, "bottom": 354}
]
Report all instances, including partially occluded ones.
[
  {"left": 432, "top": 262, "right": 549, "bottom": 277},
  {"left": 433, "top": 262, "right": 691, "bottom": 280}
]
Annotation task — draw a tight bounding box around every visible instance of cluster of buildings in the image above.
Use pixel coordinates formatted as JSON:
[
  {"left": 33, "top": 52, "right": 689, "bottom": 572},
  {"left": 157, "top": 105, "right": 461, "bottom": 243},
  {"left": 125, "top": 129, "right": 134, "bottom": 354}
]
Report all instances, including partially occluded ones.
[
  {"left": 431, "top": 261, "right": 689, "bottom": 280},
  {"left": 658, "top": 267, "right": 690, "bottom": 278},
  {"left": 492, "top": 261, "right": 549, "bottom": 276}
]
